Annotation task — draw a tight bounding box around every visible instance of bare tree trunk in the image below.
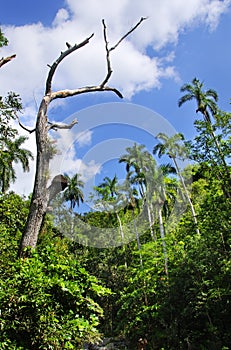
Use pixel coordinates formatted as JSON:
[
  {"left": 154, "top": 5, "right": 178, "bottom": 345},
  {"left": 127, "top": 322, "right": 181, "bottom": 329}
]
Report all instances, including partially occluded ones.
[
  {"left": 18, "top": 18, "right": 146, "bottom": 256},
  {"left": 19, "top": 98, "right": 51, "bottom": 250}
]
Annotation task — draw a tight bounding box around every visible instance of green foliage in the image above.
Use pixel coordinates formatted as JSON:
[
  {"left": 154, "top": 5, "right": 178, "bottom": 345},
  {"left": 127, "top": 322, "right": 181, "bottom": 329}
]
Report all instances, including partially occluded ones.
[
  {"left": 0, "top": 28, "right": 8, "bottom": 47},
  {"left": 0, "top": 243, "right": 110, "bottom": 349},
  {"left": 0, "top": 93, "right": 33, "bottom": 193},
  {"left": 0, "top": 194, "right": 111, "bottom": 349}
]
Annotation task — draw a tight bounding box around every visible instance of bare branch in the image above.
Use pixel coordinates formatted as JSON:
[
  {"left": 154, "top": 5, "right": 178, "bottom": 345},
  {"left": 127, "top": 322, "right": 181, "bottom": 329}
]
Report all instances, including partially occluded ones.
[
  {"left": 48, "top": 18, "right": 145, "bottom": 101},
  {"left": 50, "top": 85, "right": 123, "bottom": 101},
  {"left": 100, "top": 17, "right": 147, "bottom": 87},
  {"left": 0, "top": 54, "right": 16, "bottom": 68},
  {"left": 100, "top": 19, "right": 113, "bottom": 87},
  {"left": 45, "top": 33, "right": 94, "bottom": 95},
  {"left": 48, "top": 118, "right": 78, "bottom": 131},
  {"left": 111, "top": 17, "right": 147, "bottom": 51},
  {"left": 16, "top": 115, "right": 36, "bottom": 134}
]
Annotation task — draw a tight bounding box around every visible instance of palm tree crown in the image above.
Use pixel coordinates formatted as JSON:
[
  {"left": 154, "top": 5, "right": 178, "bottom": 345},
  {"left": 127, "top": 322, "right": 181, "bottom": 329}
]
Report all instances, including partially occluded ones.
[
  {"left": 63, "top": 173, "right": 84, "bottom": 210},
  {"left": 0, "top": 135, "right": 34, "bottom": 193},
  {"left": 178, "top": 77, "right": 218, "bottom": 123}
]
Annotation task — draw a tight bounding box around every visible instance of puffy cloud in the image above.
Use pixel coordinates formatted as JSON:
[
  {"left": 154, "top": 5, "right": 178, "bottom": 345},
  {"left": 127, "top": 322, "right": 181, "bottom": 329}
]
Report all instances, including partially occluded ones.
[
  {"left": 1, "top": 0, "right": 230, "bottom": 103},
  {"left": 2, "top": 0, "right": 230, "bottom": 195}
]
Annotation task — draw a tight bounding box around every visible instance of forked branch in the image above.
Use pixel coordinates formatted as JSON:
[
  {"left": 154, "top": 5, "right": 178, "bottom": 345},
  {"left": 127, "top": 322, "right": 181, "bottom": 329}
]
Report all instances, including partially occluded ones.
[
  {"left": 46, "top": 17, "right": 146, "bottom": 101},
  {"left": 101, "top": 17, "right": 147, "bottom": 87}
]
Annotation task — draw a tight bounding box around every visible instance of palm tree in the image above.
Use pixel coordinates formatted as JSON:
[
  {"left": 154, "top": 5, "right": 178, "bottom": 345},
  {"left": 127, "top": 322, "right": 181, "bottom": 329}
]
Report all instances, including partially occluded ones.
[
  {"left": 146, "top": 161, "right": 177, "bottom": 276},
  {"left": 178, "top": 78, "right": 231, "bottom": 194},
  {"left": 178, "top": 78, "right": 218, "bottom": 123},
  {"left": 153, "top": 132, "right": 200, "bottom": 235},
  {"left": 0, "top": 135, "right": 33, "bottom": 193},
  {"left": 119, "top": 144, "right": 155, "bottom": 240},
  {"left": 97, "top": 175, "right": 118, "bottom": 199},
  {"left": 62, "top": 173, "right": 84, "bottom": 238},
  {"left": 63, "top": 173, "right": 84, "bottom": 210},
  {"left": 94, "top": 175, "right": 125, "bottom": 242},
  {"left": 120, "top": 179, "right": 143, "bottom": 265},
  {"left": 119, "top": 143, "right": 151, "bottom": 197}
]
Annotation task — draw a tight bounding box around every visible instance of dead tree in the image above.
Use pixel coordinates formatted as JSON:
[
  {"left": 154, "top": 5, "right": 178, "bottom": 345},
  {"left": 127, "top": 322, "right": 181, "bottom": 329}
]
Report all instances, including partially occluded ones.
[{"left": 18, "top": 18, "right": 146, "bottom": 256}]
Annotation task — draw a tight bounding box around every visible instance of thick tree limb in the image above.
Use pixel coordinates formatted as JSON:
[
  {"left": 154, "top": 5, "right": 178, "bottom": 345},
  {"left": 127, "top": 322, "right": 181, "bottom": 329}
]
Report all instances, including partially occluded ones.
[
  {"left": 45, "top": 34, "right": 94, "bottom": 95},
  {"left": 0, "top": 54, "right": 16, "bottom": 68},
  {"left": 48, "top": 118, "right": 78, "bottom": 131},
  {"left": 50, "top": 85, "right": 123, "bottom": 101}
]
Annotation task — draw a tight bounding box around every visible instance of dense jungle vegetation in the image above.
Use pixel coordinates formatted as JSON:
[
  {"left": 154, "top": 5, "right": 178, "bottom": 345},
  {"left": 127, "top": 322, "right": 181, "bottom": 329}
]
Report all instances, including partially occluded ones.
[{"left": 0, "top": 28, "right": 231, "bottom": 350}]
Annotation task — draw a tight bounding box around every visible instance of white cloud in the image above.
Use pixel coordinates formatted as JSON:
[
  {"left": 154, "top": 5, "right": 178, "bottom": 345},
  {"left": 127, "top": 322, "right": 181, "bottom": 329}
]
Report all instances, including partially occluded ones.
[
  {"left": 48, "top": 127, "right": 100, "bottom": 189},
  {"left": 2, "top": 0, "right": 231, "bottom": 195},
  {"left": 76, "top": 130, "right": 93, "bottom": 147},
  {"left": 1, "top": 0, "right": 230, "bottom": 103}
]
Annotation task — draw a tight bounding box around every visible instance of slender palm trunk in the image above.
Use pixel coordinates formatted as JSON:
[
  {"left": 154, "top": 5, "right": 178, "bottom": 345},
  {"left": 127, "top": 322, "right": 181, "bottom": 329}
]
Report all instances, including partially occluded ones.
[
  {"left": 116, "top": 212, "right": 127, "bottom": 268},
  {"left": 172, "top": 157, "right": 200, "bottom": 235},
  {"left": 158, "top": 206, "right": 168, "bottom": 276},
  {"left": 146, "top": 201, "right": 156, "bottom": 240},
  {"left": 132, "top": 208, "right": 142, "bottom": 266},
  {"left": 204, "top": 111, "right": 231, "bottom": 198},
  {"left": 116, "top": 212, "right": 125, "bottom": 242}
]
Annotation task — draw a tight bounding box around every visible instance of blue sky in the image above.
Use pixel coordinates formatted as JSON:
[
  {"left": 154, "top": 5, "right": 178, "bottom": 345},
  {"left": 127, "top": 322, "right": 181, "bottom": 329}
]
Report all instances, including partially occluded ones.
[{"left": 1, "top": 0, "right": 231, "bottom": 205}]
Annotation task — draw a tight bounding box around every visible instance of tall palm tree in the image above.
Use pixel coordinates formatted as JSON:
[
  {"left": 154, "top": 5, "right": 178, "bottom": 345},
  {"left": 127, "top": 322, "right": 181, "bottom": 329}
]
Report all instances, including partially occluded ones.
[
  {"left": 119, "top": 143, "right": 151, "bottom": 197},
  {"left": 63, "top": 173, "right": 84, "bottom": 210},
  {"left": 146, "top": 161, "right": 177, "bottom": 276},
  {"left": 0, "top": 135, "right": 33, "bottom": 193},
  {"left": 119, "top": 144, "right": 155, "bottom": 240},
  {"left": 178, "top": 78, "right": 231, "bottom": 194},
  {"left": 94, "top": 175, "right": 125, "bottom": 242},
  {"left": 120, "top": 179, "right": 143, "bottom": 265},
  {"left": 153, "top": 132, "right": 200, "bottom": 235}
]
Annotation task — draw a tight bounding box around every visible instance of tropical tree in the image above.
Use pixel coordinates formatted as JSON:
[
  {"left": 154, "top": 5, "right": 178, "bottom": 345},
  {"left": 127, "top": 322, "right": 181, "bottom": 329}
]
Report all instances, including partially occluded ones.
[
  {"left": 94, "top": 175, "right": 126, "bottom": 244},
  {"left": 63, "top": 173, "right": 84, "bottom": 210},
  {"left": 119, "top": 143, "right": 157, "bottom": 243},
  {"left": 178, "top": 78, "right": 218, "bottom": 123},
  {"left": 146, "top": 160, "right": 177, "bottom": 275},
  {"left": 0, "top": 135, "right": 33, "bottom": 193},
  {"left": 97, "top": 175, "right": 118, "bottom": 200},
  {"left": 178, "top": 77, "right": 231, "bottom": 194},
  {"left": 119, "top": 143, "right": 150, "bottom": 197},
  {"left": 153, "top": 132, "right": 200, "bottom": 235},
  {"left": 118, "top": 178, "right": 143, "bottom": 265}
]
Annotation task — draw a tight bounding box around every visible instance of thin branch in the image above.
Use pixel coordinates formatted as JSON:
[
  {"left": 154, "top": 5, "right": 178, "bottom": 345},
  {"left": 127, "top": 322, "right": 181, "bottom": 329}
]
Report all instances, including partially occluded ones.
[
  {"left": 16, "top": 115, "right": 36, "bottom": 134},
  {"left": 100, "top": 19, "right": 113, "bottom": 87},
  {"left": 110, "top": 17, "right": 147, "bottom": 51},
  {"left": 48, "top": 118, "right": 78, "bottom": 131},
  {"left": 101, "top": 17, "right": 147, "bottom": 87},
  {"left": 45, "top": 33, "right": 94, "bottom": 95},
  {"left": 0, "top": 54, "right": 16, "bottom": 68}
]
